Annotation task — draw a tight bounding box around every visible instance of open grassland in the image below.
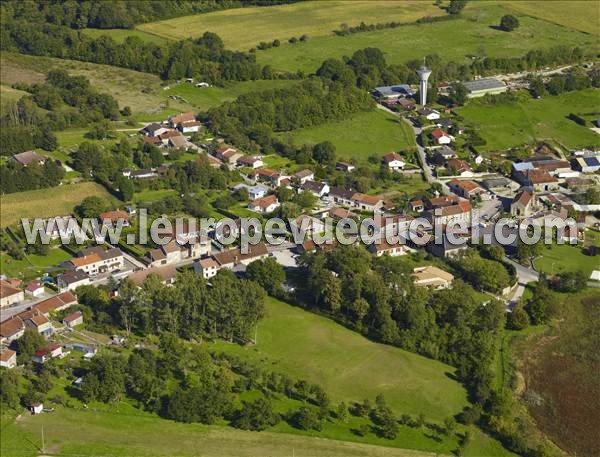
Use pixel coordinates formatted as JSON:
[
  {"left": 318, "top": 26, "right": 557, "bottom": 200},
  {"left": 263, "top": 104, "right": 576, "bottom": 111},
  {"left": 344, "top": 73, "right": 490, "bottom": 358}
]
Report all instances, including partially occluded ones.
[
  {"left": 278, "top": 109, "right": 415, "bottom": 164},
  {"left": 255, "top": 3, "right": 597, "bottom": 73},
  {"left": 137, "top": 1, "right": 444, "bottom": 50},
  {"left": 534, "top": 243, "right": 599, "bottom": 278},
  {"left": 214, "top": 297, "right": 467, "bottom": 421},
  {"left": 163, "top": 79, "right": 302, "bottom": 110},
  {"left": 457, "top": 89, "right": 600, "bottom": 151},
  {"left": 81, "top": 27, "right": 170, "bottom": 44},
  {"left": 0, "top": 182, "right": 115, "bottom": 227},
  {"left": 1, "top": 406, "right": 446, "bottom": 457},
  {"left": 500, "top": 0, "right": 600, "bottom": 35},
  {"left": 0, "top": 52, "right": 191, "bottom": 114}
]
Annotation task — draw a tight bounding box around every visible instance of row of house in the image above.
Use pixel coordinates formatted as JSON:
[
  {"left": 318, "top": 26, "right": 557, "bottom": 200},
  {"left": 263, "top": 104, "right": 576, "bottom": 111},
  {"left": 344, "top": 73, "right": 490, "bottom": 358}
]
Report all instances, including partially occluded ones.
[
  {"left": 194, "top": 242, "right": 269, "bottom": 279},
  {"left": 0, "top": 291, "right": 77, "bottom": 344}
]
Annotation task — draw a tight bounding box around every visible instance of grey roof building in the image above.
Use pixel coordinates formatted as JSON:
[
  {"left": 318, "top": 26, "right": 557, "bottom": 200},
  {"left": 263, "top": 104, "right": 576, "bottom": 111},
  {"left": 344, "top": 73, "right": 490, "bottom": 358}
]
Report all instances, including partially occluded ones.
[{"left": 463, "top": 77, "right": 507, "bottom": 98}]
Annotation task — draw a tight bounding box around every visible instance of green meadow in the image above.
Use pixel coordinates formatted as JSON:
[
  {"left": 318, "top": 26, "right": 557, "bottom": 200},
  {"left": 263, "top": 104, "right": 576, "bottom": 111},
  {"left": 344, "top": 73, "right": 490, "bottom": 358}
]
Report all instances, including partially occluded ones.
[
  {"left": 457, "top": 89, "right": 600, "bottom": 151},
  {"left": 278, "top": 109, "right": 416, "bottom": 165},
  {"left": 137, "top": 1, "right": 443, "bottom": 50},
  {"left": 534, "top": 243, "right": 599, "bottom": 278},
  {"left": 214, "top": 297, "right": 467, "bottom": 421},
  {"left": 255, "top": 3, "right": 597, "bottom": 73}
]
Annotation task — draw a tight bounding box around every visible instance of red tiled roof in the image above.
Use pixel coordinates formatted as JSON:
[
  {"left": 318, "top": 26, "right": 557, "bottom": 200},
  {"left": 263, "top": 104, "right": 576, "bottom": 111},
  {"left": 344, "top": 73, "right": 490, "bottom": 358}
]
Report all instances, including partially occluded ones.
[
  {"left": 383, "top": 152, "right": 403, "bottom": 163},
  {"left": 170, "top": 112, "right": 195, "bottom": 125},
  {"left": 0, "top": 348, "right": 16, "bottom": 362},
  {"left": 250, "top": 195, "right": 278, "bottom": 210},
  {"left": 63, "top": 311, "right": 83, "bottom": 323},
  {"left": 99, "top": 210, "right": 129, "bottom": 223},
  {"left": 352, "top": 193, "right": 383, "bottom": 206}
]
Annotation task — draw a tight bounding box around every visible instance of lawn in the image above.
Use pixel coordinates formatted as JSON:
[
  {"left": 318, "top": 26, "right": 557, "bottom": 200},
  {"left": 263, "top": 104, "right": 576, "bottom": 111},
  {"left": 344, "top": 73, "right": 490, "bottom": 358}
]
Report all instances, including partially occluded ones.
[
  {"left": 132, "top": 188, "right": 178, "bottom": 204},
  {"left": 0, "top": 52, "right": 192, "bottom": 115},
  {"left": 213, "top": 297, "right": 467, "bottom": 421},
  {"left": 534, "top": 243, "right": 599, "bottom": 278},
  {"left": 278, "top": 109, "right": 416, "bottom": 165},
  {"left": 163, "top": 79, "right": 302, "bottom": 110},
  {"left": 0, "top": 182, "right": 116, "bottom": 227},
  {"left": 0, "top": 245, "right": 72, "bottom": 279},
  {"left": 254, "top": 3, "right": 597, "bottom": 73},
  {"left": 137, "top": 1, "right": 444, "bottom": 50},
  {"left": 457, "top": 89, "right": 600, "bottom": 152}
]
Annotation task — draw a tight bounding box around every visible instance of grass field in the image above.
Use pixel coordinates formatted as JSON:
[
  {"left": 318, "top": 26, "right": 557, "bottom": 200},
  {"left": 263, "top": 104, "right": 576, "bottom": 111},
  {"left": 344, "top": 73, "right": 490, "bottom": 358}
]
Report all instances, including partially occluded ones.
[
  {"left": 0, "top": 245, "right": 72, "bottom": 279},
  {"left": 137, "top": 1, "right": 444, "bottom": 50},
  {"left": 534, "top": 244, "right": 599, "bottom": 278},
  {"left": 213, "top": 297, "right": 467, "bottom": 421},
  {"left": 501, "top": 0, "right": 600, "bottom": 35},
  {"left": 163, "top": 79, "right": 302, "bottom": 110},
  {"left": 0, "top": 52, "right": 191, "bottom": 114},
  {"left": 1, "top": 406, "right": 447, "bottom": 457},
  {"left": 254, "top": 3, "right": 597, "bottom": 73},
  {"left": 132, "top": 188, "right": 178, "bottom": 204},
  {"left": 278, "top": 109, "right": 415, "bottom": 165},
  {"left": 0, "top": 182, "right": 116, "bottom": 227},
  {"left": 457, "top": 89, "right": 600, "bottom": 152},
  {"left": 81, "top": 27, "right": 170, "bottom": 44}
]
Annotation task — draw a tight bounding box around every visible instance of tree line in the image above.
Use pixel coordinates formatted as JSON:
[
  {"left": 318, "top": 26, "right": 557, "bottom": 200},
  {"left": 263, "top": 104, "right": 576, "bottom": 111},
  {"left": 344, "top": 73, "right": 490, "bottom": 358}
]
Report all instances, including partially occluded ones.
[
  {"left": 77, "top": 269, "right": 265, "bottom": 343},
  {"left": 1, "top": 15, "right": 291, "bottom": 84},
  {"left": 1, "top": 1, "right": 301, "bottom": 30}
]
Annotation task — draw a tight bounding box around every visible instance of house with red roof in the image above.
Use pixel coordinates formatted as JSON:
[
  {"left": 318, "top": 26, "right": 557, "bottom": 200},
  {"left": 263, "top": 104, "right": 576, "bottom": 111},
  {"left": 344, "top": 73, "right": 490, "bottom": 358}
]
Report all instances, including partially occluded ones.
[
  {"left": 430, "top": 129, "right": 453, "bottom": 145},
  {"left": 32, "top": 344, "right": 62, "bottom": 364},
  {"left": 383, "top": 152, "right": 405, "bottom": 171}
]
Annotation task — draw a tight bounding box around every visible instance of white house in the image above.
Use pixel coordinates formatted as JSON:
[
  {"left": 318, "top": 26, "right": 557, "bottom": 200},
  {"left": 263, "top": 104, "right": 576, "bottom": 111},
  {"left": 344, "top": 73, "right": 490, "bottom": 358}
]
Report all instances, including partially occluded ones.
[
  {"left": 248, "top": 195, "right": 280, "bottom": 214},
  {"left": 237, "top": 155, "right": 264, "bottom": 169},
  {"left": 383, "top": 152, "right": 405, "bottom": 171},
  {"left": 301, "top": 180, "right": 330, "bottom": 198},
  {"left": 0, "top": 348, "right": 17, "bottom": 369},
  {"left": 0, "top": 280, "right": 24, "bottom": 308},
  {"left": 417, "top": 108, "right": 441, "bottom": 120},
  {"left": 293, "top": 169, "right": 315, "bottom": 184},
  {"left": 64, "top": 247, "right": 124, "bottom": 277},
  {"left": 25, "top": 281, "right": 45, "bottom": 298},
  {"left": 195, "top": 257, "right": 220, "bottom": 280},
  {"left": 57, "top": 270, "right": 90, "bottom": 292},
  {"left": 431, "top": 129, "right": 453, "bottom": 145},
  {"left": 233, "top": 183, "right": 268, "bottom": 200}
]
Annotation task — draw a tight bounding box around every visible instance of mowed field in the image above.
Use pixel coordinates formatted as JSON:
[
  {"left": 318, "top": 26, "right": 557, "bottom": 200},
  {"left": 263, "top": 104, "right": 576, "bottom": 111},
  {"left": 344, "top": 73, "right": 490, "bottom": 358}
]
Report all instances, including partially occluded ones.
[
  {"left": 1, "top": 407, "right": 444, "bottom": 457},
  {"left": 213, "top": 298, "right": 467, "bottom": 421},
  {"left": 534, "top": 243, "right": 599, "bottom": 278},
  {"left": 500, "top": 0, "right": 600, "bottom": 35},
  {"left": 457, "top": 89, "right": 600, "bottom": 151},
  {"left": 137, "top": 1, "right": 444, "bottom": 50},
  {"left": 279, "top": 109, "right": 416, "bottom": 165},
  {"left": 0, "top": 182, "right": 115, "bottom": 227},
  {"left": 255, "top": 3, "right": 597, "bottom": 73}
]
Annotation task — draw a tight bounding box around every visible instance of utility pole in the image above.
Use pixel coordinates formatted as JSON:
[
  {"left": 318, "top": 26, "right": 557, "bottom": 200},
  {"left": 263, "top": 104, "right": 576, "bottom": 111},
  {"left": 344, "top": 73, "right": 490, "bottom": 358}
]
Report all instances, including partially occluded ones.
[{"left": 41, "top": 425, "right": 45, "bottom": 454}]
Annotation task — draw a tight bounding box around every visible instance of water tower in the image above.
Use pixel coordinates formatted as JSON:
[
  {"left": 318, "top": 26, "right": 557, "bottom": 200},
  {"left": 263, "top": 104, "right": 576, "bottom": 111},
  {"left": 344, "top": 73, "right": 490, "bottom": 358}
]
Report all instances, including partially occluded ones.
[{"left": 416, "top": 64, "right": 432, "bottom": 106}]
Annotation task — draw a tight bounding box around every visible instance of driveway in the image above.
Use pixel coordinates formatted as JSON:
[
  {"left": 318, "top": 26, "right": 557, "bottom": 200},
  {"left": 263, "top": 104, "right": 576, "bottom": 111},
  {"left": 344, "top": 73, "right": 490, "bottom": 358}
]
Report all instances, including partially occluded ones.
[
  {"left": 504, "top": 257, "right": 539, "bottom": 310},
  {"left": 376, "top": 103, "right": 447, "bottom": 194}
]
